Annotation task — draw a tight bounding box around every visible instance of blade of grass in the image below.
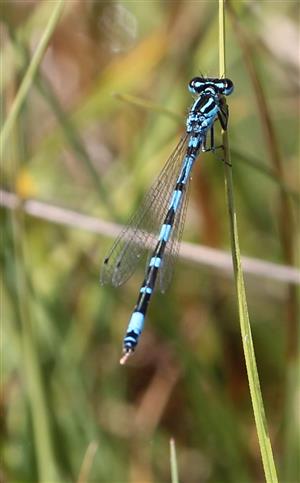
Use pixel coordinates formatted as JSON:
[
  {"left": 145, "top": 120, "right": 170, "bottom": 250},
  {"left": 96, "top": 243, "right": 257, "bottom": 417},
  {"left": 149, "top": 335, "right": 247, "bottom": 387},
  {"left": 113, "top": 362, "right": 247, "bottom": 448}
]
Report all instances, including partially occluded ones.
[
  {"left": 0, "top": 1, "right": 73, "bottom": 96},
  {"left": 227, "top": 9, "right": 299, "bottom": 479},
  {"left": 0, "top": 0, "right": 65, "bottom": 153},
  {"left": 227, "top": 0, "right": 298, "bottom": 359},
  {"left": 2, "top": 6, "right": 65, "bottom": 478},
  {"left": 8, "top": 108, "right": 60, "bottom": 482},
  {"left": 114, "top": 92, "right": 183, "bottom": 123},
  {"left": 12, "top": 214, "right": 60, "bottom": 481},
  {"left": 77, "top": 441, "right": 98, "bottom": 483},
  {"left": 170, "top": 438, "right": 179, "bottom": 483},
  {"left": 219, "top": 1, "right": 278, "bottom": 482}
]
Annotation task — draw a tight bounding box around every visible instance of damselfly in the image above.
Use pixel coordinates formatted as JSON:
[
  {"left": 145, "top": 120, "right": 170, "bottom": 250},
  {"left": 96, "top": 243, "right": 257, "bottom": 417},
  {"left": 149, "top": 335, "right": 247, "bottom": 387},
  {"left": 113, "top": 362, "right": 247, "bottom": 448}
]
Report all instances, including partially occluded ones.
[{"left": 101, "top": 76, "right": 234, "bottom": 364}]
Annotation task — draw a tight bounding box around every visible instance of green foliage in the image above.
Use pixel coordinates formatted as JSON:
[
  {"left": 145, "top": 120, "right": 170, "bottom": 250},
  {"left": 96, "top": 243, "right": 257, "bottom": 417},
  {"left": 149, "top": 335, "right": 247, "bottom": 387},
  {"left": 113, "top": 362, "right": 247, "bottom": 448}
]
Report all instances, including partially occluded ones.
[{"left": 1, "top": 1, "right": 299, "bottom": 482}]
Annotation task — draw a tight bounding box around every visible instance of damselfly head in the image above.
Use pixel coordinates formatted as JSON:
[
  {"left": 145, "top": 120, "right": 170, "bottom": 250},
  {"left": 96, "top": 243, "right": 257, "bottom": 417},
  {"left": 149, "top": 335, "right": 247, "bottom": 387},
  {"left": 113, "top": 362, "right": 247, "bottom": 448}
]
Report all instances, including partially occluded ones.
[{"left": 188, "top": 77, "right": 234, "bottom": 96}]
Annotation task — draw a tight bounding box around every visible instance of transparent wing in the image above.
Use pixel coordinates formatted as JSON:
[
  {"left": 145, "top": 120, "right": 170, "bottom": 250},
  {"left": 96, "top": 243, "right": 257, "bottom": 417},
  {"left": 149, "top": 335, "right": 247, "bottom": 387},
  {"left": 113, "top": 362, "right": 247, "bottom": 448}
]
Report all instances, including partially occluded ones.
[
  {"left": 100, "top": 134, "right": 189, "bottom": 287},
  {"left": 158, "top": 173, "right": 191, "bottom": 293}
]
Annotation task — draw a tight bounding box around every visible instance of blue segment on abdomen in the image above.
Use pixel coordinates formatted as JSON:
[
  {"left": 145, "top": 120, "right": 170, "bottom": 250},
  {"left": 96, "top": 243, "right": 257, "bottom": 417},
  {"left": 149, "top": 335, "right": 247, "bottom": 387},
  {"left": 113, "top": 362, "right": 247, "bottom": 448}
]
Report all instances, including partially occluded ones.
[
  {"left": 159, "top": 224, "right": 172, "bottom": 242},
  {"left": 183, "top": 157, "right": 194, "bottom": 181},
  {"left": 169, "top": 190, "right": 182, "bottom": 210},
  {"left": 176, "top": 156, "right": 194, "bottom": 185},
  {"left": 126, "top": 311, "right": 144, "bottom": 335},
  {"left": 149, "top": 256, "right": 161, "bottom": 268}
]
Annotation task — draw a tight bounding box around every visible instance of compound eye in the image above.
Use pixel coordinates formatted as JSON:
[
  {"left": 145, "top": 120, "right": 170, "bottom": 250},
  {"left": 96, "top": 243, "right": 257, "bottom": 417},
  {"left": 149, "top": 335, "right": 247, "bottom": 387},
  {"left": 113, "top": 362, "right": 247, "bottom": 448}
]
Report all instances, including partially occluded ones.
[
  {"left": 188, "top": 77, "right": 203, "bottom": 94},
  {"left": 223, "top": 78, "right": 234, "bottom": 95}
]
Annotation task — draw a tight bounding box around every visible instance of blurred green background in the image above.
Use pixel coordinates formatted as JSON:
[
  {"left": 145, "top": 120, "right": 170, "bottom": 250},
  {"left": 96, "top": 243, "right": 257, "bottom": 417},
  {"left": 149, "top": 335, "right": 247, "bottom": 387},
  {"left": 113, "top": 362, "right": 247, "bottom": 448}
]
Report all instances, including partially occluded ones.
[{"left": 1, "top": 1, "right": 299, "bottom": 482}]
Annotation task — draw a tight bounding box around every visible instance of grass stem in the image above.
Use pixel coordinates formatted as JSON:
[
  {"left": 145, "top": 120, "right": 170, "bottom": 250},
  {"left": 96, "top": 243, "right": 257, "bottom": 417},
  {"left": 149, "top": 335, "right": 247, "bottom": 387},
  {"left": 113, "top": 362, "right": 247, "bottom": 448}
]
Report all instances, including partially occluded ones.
[
  {"left": 218, "top": 1, "right": 278, "bottom": 482},
  {"left": 170, "top": 438, "right": 179, "bottom": 483}
]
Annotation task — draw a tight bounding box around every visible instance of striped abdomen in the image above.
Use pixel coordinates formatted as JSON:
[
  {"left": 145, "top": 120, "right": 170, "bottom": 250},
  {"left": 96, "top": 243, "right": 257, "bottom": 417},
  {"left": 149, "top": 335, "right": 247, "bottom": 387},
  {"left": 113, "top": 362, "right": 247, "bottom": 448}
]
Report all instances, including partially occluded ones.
[{"left": 122, "top": 134, "right": 203, "bottom": 355}]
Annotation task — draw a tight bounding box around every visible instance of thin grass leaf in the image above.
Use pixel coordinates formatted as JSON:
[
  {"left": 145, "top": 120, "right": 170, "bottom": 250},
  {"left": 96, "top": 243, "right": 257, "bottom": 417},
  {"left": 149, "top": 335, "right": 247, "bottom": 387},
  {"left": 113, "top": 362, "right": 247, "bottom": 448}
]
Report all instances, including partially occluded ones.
[
  {"left": 0, "top": 0, "right": 65, "bottom": 153},
  {"left": 219, "top": 1, "right": 278, "bottom": 482},
  {"left": 1, "top": 5, "right": 66, "bottom": 479},
  {"left": 114, "top": 92, "right": 183, "bottom": 123},
  {"left": 9, "top": 119, "right": 60, "bottom": 481},
  {"left": 170, "top": 438, "right": 179, "bottom": 483},
  {"left": 226, "top": 24, "right": 299, "bottom": 480},
  {"left": 77, "top": 441, "right": 98, "bottom": 483},
  {"left": 0, "top": 1, "right": 73, "bottom": 96}
]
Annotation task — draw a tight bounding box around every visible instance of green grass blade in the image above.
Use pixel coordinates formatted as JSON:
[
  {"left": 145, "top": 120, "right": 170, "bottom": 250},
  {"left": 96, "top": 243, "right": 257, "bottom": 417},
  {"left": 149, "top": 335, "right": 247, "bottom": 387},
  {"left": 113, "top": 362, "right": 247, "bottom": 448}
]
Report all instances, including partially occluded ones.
[
  {"left": 9, "top": 157, "right": 60, "bottom": 481},
  {"left": 0, "top": 0, "right": 65, "bottom": 152},
  {"left": 77, "top": 441, "right": 98, "bottom": 483},
  {"left": 114, "top": 92, "right": 183, "bottom": 123},
  {"left": 170, "top": 438, "right": 179, "bottom": 483},
  {"left": 219, "top": 1, "right": 278, "bottom": 482}
]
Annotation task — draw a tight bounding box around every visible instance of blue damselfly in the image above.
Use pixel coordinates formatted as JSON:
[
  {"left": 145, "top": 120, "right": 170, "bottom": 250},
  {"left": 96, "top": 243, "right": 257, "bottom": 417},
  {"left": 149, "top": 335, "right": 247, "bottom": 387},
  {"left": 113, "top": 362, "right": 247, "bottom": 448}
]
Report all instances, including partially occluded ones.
[{"left": 101, "top": 76, "right": 234, "bottom": 364}]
